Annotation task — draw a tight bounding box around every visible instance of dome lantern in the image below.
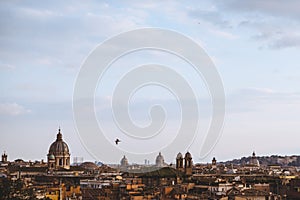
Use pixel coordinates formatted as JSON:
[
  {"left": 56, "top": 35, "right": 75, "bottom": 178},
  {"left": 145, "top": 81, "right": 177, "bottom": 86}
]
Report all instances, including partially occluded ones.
[{"left": 56, "top": 128, "right": 63, "bottom": 141}]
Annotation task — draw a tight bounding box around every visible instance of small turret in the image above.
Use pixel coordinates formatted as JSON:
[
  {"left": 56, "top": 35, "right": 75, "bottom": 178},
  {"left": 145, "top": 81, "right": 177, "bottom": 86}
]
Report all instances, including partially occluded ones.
[{"left": 1, "top": 151, "right": 7, "bottom": 163}]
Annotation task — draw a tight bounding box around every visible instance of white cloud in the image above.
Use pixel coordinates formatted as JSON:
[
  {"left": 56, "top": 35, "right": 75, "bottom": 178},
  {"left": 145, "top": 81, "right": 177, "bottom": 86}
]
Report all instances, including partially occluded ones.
[
  {"left": 216, "top": 0, "right": 300, "bottom": 20},
  {"left": 209, "top": 28, "right": 237, "bottom": 40},
  {"left": 19, "top": 7, "right": 62, "bottom": 19},
  {"left": 228, "top": 87, "right": 300, "bottom": 114},
  {"left": 270, "top": 33, "right": 300, "bottom": 49},
  {"left": 214, "top": 0, "right": 300, "bottom": 49},
  {"left": 188, "top": 8, "right": 232, "bottom": 28},
  {"left": 0, "top": 103, "right": 31, "bottom": 116},
  {"left": 35, "top": 57, "right": 63, "bottom": 66},
  {"left": 0, "top": 62, "right": 15, "bottom": 70}
]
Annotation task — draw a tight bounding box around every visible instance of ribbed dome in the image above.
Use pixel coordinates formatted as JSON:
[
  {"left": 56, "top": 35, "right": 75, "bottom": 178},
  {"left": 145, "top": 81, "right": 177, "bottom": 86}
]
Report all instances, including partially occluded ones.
[
  {"left": 48, "top": 129, "right": 69, "bottom": 155},
  {"left": 80, "top": 162, "right": 98, "bottom": 170}
]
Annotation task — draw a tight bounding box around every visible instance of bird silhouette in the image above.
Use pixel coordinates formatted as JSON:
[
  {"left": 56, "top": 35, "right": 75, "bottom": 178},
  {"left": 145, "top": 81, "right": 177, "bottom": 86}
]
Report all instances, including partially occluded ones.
[{"left": 115, "top": 138, "right": 121, "bottom": 145}]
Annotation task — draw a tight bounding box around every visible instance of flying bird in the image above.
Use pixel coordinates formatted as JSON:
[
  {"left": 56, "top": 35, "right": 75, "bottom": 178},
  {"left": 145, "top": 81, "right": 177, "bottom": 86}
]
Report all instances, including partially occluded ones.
[{"left": 115, "top": 138, "right": 121, "bottom": 145}]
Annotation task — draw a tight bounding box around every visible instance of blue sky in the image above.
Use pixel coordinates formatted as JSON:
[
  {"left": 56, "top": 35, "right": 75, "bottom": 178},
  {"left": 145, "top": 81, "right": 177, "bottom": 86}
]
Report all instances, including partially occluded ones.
[{"left": 1, "top": 0, "right": 300, "bottom": 164}]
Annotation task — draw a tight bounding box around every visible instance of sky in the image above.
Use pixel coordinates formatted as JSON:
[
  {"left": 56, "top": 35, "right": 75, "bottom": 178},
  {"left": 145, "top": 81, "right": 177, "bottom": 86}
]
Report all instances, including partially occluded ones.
[{"left": 1, "top": 0, "right": 300, "bottom": 164}]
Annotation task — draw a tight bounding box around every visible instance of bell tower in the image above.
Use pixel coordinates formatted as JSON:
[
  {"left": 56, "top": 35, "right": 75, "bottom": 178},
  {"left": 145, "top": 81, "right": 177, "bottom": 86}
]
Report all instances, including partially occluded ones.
[
  {"left": 1, "top": 151, "right": 7, "bottom": 163},
  {"left": 176, "top": 152, "right": 184, "bottom": 172},
  {"left": 184, "top": 152, "right": 193, "bottom": 176},
  {"left": 212, "top": 157, "right": 217, "bottom": 169}
]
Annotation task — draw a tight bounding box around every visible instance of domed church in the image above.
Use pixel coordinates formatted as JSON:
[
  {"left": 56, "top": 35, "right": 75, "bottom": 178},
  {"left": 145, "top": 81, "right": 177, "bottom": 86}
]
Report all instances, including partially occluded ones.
[
  {"left": 47, "top": 128, "right": 70, "bottom": 170},
  {"left": 155, "top": 152, "right": 166, "bottom": 167}
]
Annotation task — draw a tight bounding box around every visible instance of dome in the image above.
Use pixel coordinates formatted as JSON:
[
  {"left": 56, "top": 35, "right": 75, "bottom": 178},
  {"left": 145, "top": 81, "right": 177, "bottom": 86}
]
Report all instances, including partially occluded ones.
[
  {"left": 156, "top": 152, "right": 164, "bottom": 166},
  {"left": 48, "top": 129, "right": 69, "bottom": 155},
  {"left": 120, "top": 155, "right": 128, "bottom": 166},
  {"left": 249, "top": 151, "right": 260, "bottom": 166},
  {"left": 249, "top": 158, "right": 260, "bottom": 166},
  {"left": 48, "top": 154, "right": 55, "bottom": 160},
  {"left": 176, "top": 152, "right": 183, "bottom": 159},
  {"left": 80, "top": 162, "right": 98, "bottom": 170},
  {"left": 47, "top": 128, "right": 71, "bottom": 170}
]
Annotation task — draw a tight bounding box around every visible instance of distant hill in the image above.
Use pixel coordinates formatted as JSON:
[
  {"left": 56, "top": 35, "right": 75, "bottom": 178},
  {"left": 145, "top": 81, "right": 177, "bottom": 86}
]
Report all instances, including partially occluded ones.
[{"left": 220, "top": 155, "right": 300, "bottom": 167}]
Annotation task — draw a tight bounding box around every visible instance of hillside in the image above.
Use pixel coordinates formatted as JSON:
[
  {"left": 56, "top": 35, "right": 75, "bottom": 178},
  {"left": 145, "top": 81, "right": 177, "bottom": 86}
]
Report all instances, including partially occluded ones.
[{"left": 220, "top": 155, "right": 300, "bottom": 166}]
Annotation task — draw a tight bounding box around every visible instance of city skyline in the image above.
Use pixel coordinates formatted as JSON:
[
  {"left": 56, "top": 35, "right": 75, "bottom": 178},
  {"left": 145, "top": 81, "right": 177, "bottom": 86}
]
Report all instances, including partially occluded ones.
[
  {"left": 0, "top": 126, "right": 298, "bottom": 166},
  {"left": 1, "top": 1, "right": 300, "bottom": 164},
  {"left": 1, "top": 126, "right": 297, "bottom": 169}
]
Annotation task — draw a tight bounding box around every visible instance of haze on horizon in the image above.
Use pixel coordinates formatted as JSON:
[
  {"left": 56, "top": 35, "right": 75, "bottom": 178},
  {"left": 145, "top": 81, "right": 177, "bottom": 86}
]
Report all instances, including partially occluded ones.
[{"left": 1, "top": 0, "right": 300, "bottom": 164}]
